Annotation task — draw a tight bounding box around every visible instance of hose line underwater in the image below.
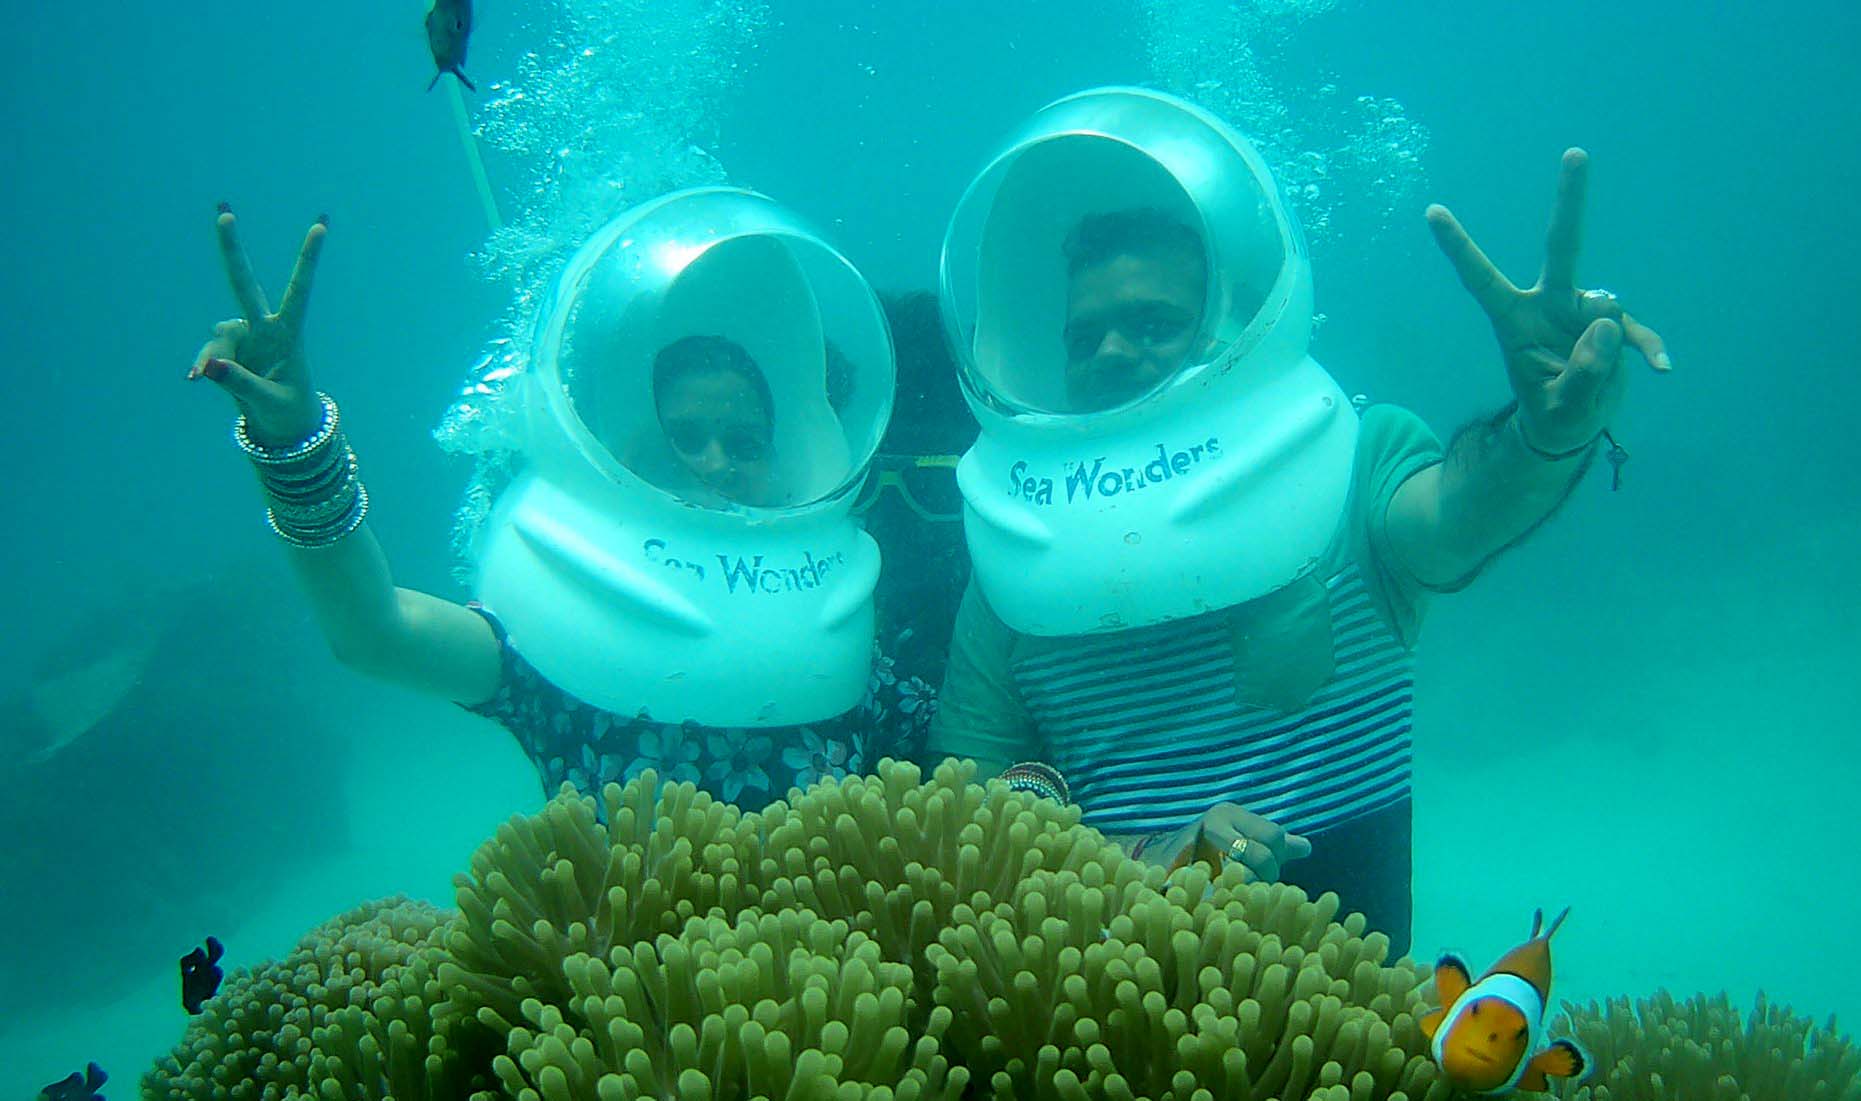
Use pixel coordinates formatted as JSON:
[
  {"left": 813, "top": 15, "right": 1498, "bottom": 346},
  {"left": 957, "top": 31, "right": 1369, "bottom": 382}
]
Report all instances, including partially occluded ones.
[{"left": 446, "top": 76, "right": 502, "bottom": 231}]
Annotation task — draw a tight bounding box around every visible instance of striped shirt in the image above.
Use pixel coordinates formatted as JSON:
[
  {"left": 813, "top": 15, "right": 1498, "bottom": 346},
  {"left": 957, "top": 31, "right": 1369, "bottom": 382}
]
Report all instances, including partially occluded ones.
[
  {"left": 1009, "top": 563, "right": 1413, "bottom": 836},
  {"left": 929, "top": 403, "right": 1449, "bottom": 839}
]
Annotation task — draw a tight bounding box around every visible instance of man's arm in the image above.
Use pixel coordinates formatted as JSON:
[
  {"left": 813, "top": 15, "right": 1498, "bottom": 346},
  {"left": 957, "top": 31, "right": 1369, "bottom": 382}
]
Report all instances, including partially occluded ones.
[
  {"left": 1397, "top": 148, "right": 1670, "bottom": 586},
  {"left": 1383, "top": 402, "right": 1594, "bottom": 587},
  {"left": 927, "top": 582, "right": 1035, "bottom": 780}
]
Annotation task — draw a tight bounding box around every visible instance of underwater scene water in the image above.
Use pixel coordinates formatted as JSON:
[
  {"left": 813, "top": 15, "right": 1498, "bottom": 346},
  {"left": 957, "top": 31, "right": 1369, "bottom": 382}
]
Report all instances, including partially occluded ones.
[{"left": 2, "top": 0, "right": 1857, "bottom": 1096}]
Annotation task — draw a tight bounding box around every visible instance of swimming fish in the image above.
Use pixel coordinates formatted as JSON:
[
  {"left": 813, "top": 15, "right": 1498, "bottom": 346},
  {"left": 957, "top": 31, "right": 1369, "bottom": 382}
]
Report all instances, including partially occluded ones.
[
  {"left": 180, "top": 936, "right": 226, "bottom": 1014},
  {"left": 424, "top": 0, "right": 476, "bottom": 92},
  {"left": 1421, "top": 907, "right": 1590, "bottom": 1095},
  {"left": 38, "top": 1063, "right": 106, "bottom": 1101}
]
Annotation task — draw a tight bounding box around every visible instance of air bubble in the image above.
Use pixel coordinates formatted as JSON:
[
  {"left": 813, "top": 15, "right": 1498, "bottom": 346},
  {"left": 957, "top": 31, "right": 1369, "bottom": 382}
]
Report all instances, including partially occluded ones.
[{"left": 435, "top": 0, "right": 773, "bottom": 570}]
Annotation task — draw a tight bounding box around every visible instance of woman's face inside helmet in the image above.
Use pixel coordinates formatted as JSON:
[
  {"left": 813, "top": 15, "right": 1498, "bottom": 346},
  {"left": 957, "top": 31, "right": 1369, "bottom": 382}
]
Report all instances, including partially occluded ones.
[
  {"left": 1059, "top": 209, "right": 1208, "bottom": 413},
  {"left": 653, "top": 335, "right": 779, "bottom": 506}
]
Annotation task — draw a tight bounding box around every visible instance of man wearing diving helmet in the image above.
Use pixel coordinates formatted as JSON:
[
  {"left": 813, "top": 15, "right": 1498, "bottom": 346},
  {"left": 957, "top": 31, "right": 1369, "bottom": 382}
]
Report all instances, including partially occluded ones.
[{"left": 928, "top": 88, "right": 1668, "bottom": 953}]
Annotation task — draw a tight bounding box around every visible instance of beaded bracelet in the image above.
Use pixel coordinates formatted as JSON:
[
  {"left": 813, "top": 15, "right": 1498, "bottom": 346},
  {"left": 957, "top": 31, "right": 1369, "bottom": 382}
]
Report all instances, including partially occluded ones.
[
  {"left": 235, "top": 393, "right": 340, "bottom": 466},
  {"left": 1000, "top": 760, "right": 1070, "bottom": 804},
  {"left": 267, "top": 483, "right": 370, "bottom": 548},
  {"left": 235, "top": 393, "right": 369, "bottom": 548}
]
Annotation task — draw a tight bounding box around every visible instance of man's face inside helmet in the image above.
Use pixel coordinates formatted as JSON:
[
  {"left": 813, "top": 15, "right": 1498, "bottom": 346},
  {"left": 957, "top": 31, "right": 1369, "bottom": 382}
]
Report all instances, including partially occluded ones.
[
  {"left": 1060, "top": 210, "right": 1208, "bottom": 413},
  {"left": 654, "top": 335, "right": 779, "bottom": 506}
]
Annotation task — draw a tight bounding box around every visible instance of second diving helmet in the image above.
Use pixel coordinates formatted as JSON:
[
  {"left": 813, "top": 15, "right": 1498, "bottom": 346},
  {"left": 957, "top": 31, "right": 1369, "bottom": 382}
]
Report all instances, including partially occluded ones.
[
  {"left": 474, "top": 188, "right": 894, "bottom": 726},
  {"left": 940, "top": 87, "right": 1361, "bottom": 636}
]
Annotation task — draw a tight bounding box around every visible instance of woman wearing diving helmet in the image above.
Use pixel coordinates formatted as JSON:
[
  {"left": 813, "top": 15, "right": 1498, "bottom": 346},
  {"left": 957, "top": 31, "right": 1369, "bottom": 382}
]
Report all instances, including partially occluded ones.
[{"left": 190, "top": 189, "right": 931, "bottom": 810}]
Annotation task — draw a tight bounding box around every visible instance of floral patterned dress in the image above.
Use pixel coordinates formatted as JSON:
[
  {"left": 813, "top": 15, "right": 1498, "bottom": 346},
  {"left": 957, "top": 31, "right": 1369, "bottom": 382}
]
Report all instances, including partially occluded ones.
[{"left": 463, "top": 605, "right": 936, "bottom": 813}]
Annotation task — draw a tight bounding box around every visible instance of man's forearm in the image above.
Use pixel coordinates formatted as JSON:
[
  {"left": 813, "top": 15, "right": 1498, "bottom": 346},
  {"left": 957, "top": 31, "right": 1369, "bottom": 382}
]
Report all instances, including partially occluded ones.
[{"left": 1428, "top": 402, "right": 1597, "bottom": 582}]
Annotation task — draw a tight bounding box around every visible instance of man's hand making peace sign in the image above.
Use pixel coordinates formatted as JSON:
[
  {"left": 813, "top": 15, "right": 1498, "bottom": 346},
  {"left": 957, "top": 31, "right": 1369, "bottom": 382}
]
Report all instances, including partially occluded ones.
[
  {"left": 1429, "top": 147, "right": 1670, "bottom": 458},
  {"left": 1387, "top": 148, "right": 1672, "bottom": 587}
]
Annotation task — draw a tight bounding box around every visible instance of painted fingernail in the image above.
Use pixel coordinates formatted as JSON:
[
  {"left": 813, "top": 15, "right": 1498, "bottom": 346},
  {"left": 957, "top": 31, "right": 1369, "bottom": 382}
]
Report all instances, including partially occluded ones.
[
  {"left": 216, "top": 201, "right": 232, "bottom": 215},
  {"left": 316, "top": 212, "right": 330, "bottom": 227},
  {"left": 202, "top": 358, "right": 228, "bottom": 381}
]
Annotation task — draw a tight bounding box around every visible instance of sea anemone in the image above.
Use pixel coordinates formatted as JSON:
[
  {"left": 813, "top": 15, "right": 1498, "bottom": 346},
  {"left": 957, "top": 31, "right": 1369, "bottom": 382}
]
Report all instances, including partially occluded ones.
[
  {"left": 149, "top": 763, "right": 1851, "bottom": 1101},
  {"left": 1560, "top": 990, "right": 1861, "bottom": 1100},
  {"left": 142, "top": 896, "right": 498, "bottom": 1100}
]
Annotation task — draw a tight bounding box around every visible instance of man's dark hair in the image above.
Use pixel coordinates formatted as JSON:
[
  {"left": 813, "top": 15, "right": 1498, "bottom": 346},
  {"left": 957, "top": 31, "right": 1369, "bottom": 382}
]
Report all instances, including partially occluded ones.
[
  {"left": 1062, "top": 208, "right": 1205, "bottom": 278},
  {"left": 652, "top": 334, "right": 774, "bottom": 424}
]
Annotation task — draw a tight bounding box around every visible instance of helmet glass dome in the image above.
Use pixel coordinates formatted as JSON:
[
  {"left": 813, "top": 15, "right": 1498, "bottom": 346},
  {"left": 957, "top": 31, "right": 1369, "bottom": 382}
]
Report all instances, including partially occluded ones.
[
  {"left": 942, "top": 88, "right": 1303, "bottom": 418},
  {"left": 535, "top": 189, "right": 893, "bottom": 512}
]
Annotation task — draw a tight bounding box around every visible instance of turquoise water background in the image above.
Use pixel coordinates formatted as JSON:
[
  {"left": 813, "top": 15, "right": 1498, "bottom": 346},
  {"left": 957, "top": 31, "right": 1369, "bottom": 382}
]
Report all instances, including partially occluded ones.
[{"left": 2, "top": 0, "right": 1856, "bottom": 1091}]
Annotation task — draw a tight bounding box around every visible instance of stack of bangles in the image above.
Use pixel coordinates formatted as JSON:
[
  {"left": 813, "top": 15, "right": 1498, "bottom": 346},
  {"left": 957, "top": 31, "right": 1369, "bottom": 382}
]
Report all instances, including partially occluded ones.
[
  {"left": 234, "top": 392, "right": 369, "bottom": 548},
  {"left": 1000, "top": 760, "right": 1069, "bottom": 804},
  {"left": 998, "top": 763, "right": 1181, "bottom": 864}
]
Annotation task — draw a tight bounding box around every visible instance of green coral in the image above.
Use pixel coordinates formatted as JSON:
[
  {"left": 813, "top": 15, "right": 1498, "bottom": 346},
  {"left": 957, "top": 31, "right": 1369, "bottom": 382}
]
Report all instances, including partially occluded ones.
[
  {"left": 142, "top": 896, "right": 499, "bottom": 1100},
  {"left": 1560, "top": 990, "right": 1861, "bottom": 1100},
  {"left": 741, "top": 758, "right": 1107, "bottom": 1021},
  {"left": 440, "top": 772, "right": 759, "bottom": 1037},
  {"left": 490, "top": 909, "right": 966, "bottom": 1100},
  {"left": 446, "top": 760, "right": 1444, "bottom": 1100},
  {"left": 925, "top": 859, "right": 1444, "bottom": 1100},
  {"left": 144, "top": 761, "right": 1856, "bottom": 1101}
]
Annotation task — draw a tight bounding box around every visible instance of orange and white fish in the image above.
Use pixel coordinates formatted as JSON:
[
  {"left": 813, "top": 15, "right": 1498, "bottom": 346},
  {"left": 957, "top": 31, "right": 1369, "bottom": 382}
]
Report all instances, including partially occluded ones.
[{"left": 1420, "top": 907, "right": 1591, "bottom": 1095}]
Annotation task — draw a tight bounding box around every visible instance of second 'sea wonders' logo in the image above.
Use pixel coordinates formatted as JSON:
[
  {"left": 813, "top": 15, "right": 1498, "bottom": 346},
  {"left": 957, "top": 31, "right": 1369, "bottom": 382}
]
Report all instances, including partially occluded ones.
[{"left": 1008, "top": 437, "right": 1222, "bottom": 506}]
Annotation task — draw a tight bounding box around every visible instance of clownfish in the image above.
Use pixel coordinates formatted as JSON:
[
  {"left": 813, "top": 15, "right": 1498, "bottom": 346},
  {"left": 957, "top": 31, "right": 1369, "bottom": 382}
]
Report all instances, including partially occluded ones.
[{"left": 1420, "top": 907, "right": 1590, "bottom": 1095}]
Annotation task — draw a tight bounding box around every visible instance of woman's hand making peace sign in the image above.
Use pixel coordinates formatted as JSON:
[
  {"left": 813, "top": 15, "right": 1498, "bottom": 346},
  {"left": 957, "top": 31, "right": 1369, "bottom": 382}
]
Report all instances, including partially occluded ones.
[{"left": 187, "top": 205, "right": 329, "bottom": 447}]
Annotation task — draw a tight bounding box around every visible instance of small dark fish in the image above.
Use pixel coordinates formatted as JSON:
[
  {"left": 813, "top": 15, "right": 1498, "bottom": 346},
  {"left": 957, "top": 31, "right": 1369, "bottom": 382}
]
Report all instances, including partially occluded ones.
[
  {"left": 39, "top": 1062, "right": 106, "bottom": 1101},
  {"left": 425, "top": 0, "right": 476, "bottom": 92},
  {"left": 179, "top": 936, "right": 225, "bottom": 1014}
]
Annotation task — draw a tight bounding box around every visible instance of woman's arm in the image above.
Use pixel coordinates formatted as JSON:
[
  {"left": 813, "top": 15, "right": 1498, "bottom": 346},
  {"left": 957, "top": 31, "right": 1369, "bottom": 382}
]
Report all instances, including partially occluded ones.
[
  {"left": 282, "top": 525, "right": 501, "bottom": 703},
  {"left": 190, "top": 206, "right": 501, "bottom": 705}
]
